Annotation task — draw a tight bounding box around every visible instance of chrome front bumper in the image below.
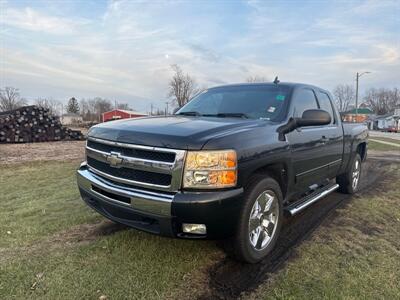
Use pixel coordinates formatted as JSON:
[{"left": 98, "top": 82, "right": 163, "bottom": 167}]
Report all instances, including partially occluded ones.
[
  {"left": 77, "top": 162, "right": 244, "bottom": 238},
  {"left": 77, "top": 164, "right": 174, "bottom": 217}
]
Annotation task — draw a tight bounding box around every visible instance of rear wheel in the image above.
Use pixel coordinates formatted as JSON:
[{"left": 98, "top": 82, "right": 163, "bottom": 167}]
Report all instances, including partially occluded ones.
[
  {"left": 234, "top": 175, "right": 283, "bottom": 263},
  {"left": 337, "top": 153, "right": 362, "bottom": 194}
]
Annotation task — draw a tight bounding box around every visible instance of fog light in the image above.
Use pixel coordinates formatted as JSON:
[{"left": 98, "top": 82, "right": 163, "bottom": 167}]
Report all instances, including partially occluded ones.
[{"left": 182, "top": 223, "right": 207, "bottom": 235}]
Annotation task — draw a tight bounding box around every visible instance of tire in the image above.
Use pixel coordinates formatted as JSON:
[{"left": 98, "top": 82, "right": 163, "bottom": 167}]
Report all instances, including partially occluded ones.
[
  {"left": 337, "top": 153, "right": 362, "bottom": 194},
  {"left": 234, "top": 175, "right": 283, "bottom": 263}
]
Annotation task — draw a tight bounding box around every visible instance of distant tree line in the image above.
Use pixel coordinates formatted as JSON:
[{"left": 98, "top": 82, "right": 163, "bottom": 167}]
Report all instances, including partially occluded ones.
[
  {"left": 0, "top": 87, "right": 132, "bottom": 122},
  {"left": 363, "top": 87, "right": 399, "bottom": 115},
  {"left": 77, "top": 98, "right": 131, "bottom": 122},
  {"left": 2, "top": 73, "right": 399, "bottom": 119},
  {"left": 332, "top": 84, "right": 399, "bottom": 115}
]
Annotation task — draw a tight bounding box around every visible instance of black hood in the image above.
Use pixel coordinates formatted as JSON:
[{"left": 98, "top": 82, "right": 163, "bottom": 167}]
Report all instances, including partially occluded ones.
[{"left": 88, "top": 116, "right": 267, "bottom": 150}]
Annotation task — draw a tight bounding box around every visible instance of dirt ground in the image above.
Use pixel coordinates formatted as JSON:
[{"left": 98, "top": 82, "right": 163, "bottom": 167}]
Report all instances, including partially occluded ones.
[{"left": 0, "top": 140, "right": 86, "bottom": 164}]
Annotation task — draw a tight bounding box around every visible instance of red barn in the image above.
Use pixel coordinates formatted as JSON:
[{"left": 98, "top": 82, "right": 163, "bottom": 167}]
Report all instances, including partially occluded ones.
[{"left": 102, "top": 109, "right": 147, "bottom": 122}]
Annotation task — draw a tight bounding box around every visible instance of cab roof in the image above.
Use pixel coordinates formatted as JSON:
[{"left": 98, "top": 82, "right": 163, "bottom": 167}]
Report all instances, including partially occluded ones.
[{"left": 209, "top": 82, "right": 329, "bottom": 94}]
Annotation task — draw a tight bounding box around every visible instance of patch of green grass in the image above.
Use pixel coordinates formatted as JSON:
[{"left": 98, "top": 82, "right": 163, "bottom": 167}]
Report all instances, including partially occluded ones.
[
  {"left": 368, "top": 140, "right": 400, "bottom": 151},
  {"left": 371, "top": 137, "right": 400, "bottom": 145},
  {"left": 0, "top": 161, "right": 99, "bottom": 248},
  {"left": 0, "top": 160, "right": 221, "bottom": 299},
  {"left": 252, "top": 168, "right": 400, "bottom": 299},
  {"left": 0, "top": 230, "right": 219, "bottom": 299}
]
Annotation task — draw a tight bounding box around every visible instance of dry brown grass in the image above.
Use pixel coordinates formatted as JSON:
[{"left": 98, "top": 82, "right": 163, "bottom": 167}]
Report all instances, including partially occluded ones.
[{"left": 0, "top": 140, "right": 85, "bottom": 164}]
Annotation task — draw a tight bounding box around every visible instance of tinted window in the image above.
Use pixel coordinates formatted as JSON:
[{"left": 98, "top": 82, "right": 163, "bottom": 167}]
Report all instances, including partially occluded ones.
[
  {"left": 317, "top": 92, "right": 335, "bottom": 124},
  {"left": 293, "top": 89, "right": 318, "bottom": 118},
  {"left": 177, "top": 85, "right": 291, "bottom": 121}
]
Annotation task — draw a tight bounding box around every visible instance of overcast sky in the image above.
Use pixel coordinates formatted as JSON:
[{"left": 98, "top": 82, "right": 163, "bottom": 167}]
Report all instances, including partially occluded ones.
[{"left": 1, "top": 0, "right": 399, "bottom": 112}]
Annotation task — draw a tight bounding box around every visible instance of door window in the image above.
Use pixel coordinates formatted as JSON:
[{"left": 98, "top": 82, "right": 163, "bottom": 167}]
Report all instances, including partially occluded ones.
[
  {"left": 292, "top": 89, "right": 319, "bottom": 118},
  {"left": 317, "top": 92, "right": 335, "bottom": 124}
]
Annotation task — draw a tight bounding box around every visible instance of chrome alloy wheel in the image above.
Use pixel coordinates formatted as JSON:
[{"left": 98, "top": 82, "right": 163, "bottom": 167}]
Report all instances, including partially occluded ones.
[
  {"left": 248, "top": 190, "right": 279, "bottom": 251},
  {"left": 352, "top": 159, "right": 361, "bottom": 190}
]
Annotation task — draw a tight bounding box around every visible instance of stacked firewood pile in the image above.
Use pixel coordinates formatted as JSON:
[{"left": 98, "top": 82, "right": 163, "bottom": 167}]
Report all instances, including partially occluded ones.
[{"left": 0, "top": 105, "right": 84, "bottom": 143}]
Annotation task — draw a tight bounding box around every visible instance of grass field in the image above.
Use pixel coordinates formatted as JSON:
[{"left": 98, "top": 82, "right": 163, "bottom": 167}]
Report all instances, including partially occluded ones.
[
  {"left": 0, "top": 161, "right": 220, "bottom": 299},
  {"left": 368, "top": 140, "right": 400, "bottom": 151},
  {"left": 1, "top": 150, "right": 399, "bottom": 299}
]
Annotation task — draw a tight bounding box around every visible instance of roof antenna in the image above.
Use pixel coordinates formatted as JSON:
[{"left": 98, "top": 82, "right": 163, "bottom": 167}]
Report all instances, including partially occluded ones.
[{"left": 273, "top": 76, "right": 280, "bottom": 84}]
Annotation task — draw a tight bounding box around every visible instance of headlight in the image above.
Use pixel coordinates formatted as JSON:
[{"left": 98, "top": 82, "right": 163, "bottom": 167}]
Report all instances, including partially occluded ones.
[{"left": 183, "top": 150, "right": 237, "bottom": 188}]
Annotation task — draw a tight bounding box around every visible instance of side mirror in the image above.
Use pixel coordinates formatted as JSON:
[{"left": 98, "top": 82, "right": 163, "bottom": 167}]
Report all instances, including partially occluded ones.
[
  {"left": 277, "top": 109, "right": 331, "bottom": 141},
  {"left": 296, "top": 109, "right": 331, "bottom": 127}
]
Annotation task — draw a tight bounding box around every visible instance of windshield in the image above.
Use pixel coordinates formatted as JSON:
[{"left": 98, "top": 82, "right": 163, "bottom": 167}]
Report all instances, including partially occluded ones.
[{"left": 176, "top": 85, "right": 291, "bottom": 121}]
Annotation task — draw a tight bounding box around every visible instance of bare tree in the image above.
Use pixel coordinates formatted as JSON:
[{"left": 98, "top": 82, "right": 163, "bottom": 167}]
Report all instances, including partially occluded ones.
[
  {"left": 94, "top": 97, "right": 113, "bottom": 116},
  {"left": 80, "top": 98, "right": 90, "bottom": 120},
  {"left": 35, "top": 98, "right": 61, "bottom": 116},
  {"left": 168, "top": 64, "right": 200, "bottom": 108},
  {"left": 153, "top": 108, "right": 166, "bottom": 115},
  {"left": 246, "top": 75, "right": 268, "bottom": 83},
  {"left": 364, "top": 87, "right": 400, "bottom": 115},
  {"left": 0, "top": 87, "right": 27, "bottom": 112},
  {"left": 332, "top": 84, "right": 355, "bottom": 112},
  {"left": 79, "top": 97, "right": 112, "bottom": 122},
  {"left": 117, "top": 102, "right": 131, "bottom": 110},
  {"left": 86, "top": 98, "right": 99, "bottom": 122}
]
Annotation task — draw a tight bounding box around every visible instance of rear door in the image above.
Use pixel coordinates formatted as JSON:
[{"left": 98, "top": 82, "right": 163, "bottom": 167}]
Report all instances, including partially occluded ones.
[
  {"left": 286, "top": 87, "right": 329, "bottom": 192},
  {"left": 315, "top": 90, "right": 343, "bottom": 178}
]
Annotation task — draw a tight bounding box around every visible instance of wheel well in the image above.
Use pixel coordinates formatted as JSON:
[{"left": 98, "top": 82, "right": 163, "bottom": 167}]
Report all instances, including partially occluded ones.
[
  {"left": 252, "top": 163, "right": 288, "bottom": 199},
  {"left": 357, "top": 142, "right": 367, "bottom": 161}
]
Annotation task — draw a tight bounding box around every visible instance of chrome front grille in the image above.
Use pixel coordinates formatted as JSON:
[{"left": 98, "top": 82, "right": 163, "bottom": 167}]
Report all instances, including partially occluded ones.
[
  {"left": 85, "top": 137, "right": 186, "bottom": 192},
  {"left": 86, "top": 140, "right": 176, "bottom": 162}
]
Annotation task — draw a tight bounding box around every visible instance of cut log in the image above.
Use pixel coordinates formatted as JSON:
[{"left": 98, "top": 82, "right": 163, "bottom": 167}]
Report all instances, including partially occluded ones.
[{"left": 0, "top": 105, "right": 84, "bottom": 143}]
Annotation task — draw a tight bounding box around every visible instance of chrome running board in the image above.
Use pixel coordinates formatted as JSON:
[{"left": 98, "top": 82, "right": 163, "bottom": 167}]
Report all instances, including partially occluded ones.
[{"left": 286, "top": 183, "right": 339, "bottom": 216}]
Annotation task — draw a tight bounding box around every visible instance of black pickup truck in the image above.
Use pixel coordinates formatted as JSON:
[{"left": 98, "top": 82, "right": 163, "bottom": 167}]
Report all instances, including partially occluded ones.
[{"left": 77, "top": 82, "right": 368, "bottom": 263}]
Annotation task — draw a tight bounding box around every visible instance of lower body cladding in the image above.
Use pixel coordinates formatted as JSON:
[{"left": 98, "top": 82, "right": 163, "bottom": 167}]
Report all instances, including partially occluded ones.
[{"left": 77, "top": 166, "right": 244, "bottom": 239}]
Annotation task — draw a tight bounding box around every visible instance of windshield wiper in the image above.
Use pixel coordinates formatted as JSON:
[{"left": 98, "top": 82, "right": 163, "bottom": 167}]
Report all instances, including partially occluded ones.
[
  {"left": 177, "top": 111, "right": 202, "bottom": 116},
  {"left": 203, "top": 113, "right": 249, "bottom": 119}
]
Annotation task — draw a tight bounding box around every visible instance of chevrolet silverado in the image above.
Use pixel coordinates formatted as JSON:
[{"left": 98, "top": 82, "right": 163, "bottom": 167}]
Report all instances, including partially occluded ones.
[{"left": 77, "top": 82, "right": 368, "bottom": 263}]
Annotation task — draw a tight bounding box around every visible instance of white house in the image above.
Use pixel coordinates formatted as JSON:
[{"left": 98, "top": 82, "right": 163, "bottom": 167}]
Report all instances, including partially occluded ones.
[
  {"left": 61, "top": 113, "right": 83, "bottom": 125},
  {"left": 376, "top": 110, "right": 400, "bottom": 131}
]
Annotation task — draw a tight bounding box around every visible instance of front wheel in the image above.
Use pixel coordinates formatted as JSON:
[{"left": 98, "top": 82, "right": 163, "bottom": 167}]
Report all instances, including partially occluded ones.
[
  {"left": 337, "top": 153, "right": 362, "bottom": 194},
  {"left": 234, "top": 175, "right": 283, "bottom": 263}
]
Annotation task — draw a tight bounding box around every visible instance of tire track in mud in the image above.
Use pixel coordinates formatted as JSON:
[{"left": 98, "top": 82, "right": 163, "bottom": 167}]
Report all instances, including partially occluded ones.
[
  {"left": 0, "top": 221, "right": 127, "bottom": 264},
  {"left": 199, "top": 157, "right": 398, "bottom": 300}
]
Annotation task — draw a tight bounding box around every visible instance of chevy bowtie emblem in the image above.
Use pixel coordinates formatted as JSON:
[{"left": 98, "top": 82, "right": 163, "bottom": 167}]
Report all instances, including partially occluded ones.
[{"left": 106, "top": 152, "right": 123, "bottom": 168}]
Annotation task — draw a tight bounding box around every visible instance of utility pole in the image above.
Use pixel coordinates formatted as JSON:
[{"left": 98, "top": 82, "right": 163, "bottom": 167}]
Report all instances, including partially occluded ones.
[
  {"left": 165, "top": 102, "right": 169, "bottom": 116},
  {"left": 150, "top": 103, "right": 153, "bottom": 116},
  {"left": 355, "top": 71, "right": 371, "bottom": 123},
  {"left": 355, "top": 72, "right": 359, "bottom": 123}
]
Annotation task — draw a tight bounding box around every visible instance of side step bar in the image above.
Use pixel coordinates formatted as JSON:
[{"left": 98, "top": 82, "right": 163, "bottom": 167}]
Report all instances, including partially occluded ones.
[{"left": 285, "top": 183, "right": 339, "bottom": 216}]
